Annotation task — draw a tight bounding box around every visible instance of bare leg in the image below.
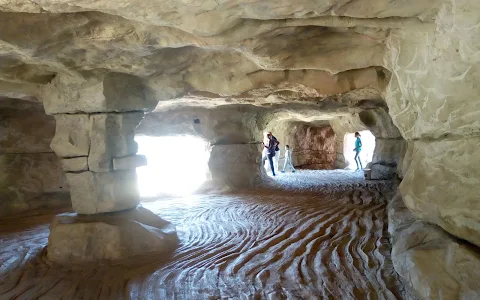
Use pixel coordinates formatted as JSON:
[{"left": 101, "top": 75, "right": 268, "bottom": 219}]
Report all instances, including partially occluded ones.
[{"left": 354, "top": 150, "right": 362, "bottom": 170}]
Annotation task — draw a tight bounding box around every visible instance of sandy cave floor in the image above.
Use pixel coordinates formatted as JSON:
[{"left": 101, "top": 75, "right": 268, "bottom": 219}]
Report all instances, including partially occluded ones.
[{"left": 0, "top": 170, "right": 405, "bottom": 300}]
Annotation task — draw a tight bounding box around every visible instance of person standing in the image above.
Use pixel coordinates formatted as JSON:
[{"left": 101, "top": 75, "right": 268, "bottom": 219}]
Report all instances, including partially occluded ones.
[
  {"left": 262, "top": 132, "right": 279, "bottom": 176},
  {"left": 353, "top": 132, "right": 363, "bottom": 171},
  {"left": 281, "top": 145, "right": 296, "bottom": 173}
]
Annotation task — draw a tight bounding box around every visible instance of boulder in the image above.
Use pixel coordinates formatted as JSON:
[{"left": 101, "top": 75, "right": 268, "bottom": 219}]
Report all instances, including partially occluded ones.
[
  {"left": 47, "top": 207, "right": 179, "bottom": 264},
  {"left": 66, "top": 170, "right": 140, "bottom": 214}
]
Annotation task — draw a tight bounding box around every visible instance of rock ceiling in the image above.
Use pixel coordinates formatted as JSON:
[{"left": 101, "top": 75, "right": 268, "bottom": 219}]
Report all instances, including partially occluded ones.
[{"left": 0, "top": 0, "right": 439, "bottom": 110}]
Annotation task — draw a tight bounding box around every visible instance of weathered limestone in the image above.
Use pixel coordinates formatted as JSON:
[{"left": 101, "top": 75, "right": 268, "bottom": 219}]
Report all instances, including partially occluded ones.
[
  {"left": 0, "top": 153, "right": 69, "bottom": 218},
  {"left": 369, "top": 138, "right": 406, "bottom": 180},
  {"left": 48, "top": 207, "right": 179, "bottom": 263},
  {"left": 40, "top": 73, "right": 157, "bottom": 115},
  {"left": 61, "top": 157, "right": 88, "bottom": 172},
  {"left": 0, "top": 99, "right": 70, "bottom": 218},
  {"left": 388, "top": 192, "right": 480, "bottom": 299},
  {"left": 66, "top": 171, "right": 140, "bottom": 214},
  {"left": 113, "top": 155, "right": 147, "bottom": 170},
  {"left": 400, "top": 138, "right": 480, "bottom": 247},
  {"left": 330, "top": 107, "right": 405, "bottom": 179},
  {"left": 88, "top": 112, "right": 143, "bottom": 172},
  {"left": 50, "top": 114, "right": 90, "bottom": 157},
  {"left": 0, "top": 98, "right": 55, "bottom": 153},
  {"left": 36, "top": 74, "right": 178, "bottom": 263},
  {"left": 385, "top": 0, "right": 480, "bottom": 253},
  {"left": 208, "top": 144, "right": 266, "bottom": 189},
  {"left": 269, "top": 122, "right": 336, "bottom": 170}
]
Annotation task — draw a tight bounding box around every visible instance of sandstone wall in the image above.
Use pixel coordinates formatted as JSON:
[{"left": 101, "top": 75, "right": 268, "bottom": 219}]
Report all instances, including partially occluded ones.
[
  {"left": 0, "top": 98, "right": 70, "bottom": 218},
  {"left": 272, "top": 122, "right": 336, "bottom": 170},
  {"left": 330, "top": 107, "right": 405, "bottom": 179},
  {"left": 385, "top": 0, "right": 480, "bottom": 249}
]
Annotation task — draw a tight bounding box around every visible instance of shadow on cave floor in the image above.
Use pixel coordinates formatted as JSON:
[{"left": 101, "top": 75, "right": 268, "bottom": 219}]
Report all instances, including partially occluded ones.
[{"left": 0, "top": 170, "right": 405, "bottom": 300}]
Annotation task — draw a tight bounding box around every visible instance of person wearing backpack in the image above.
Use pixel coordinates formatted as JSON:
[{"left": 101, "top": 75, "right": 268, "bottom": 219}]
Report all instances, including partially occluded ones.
[{"left": 262, "top": 132, "right": 279, "bottom": 176}]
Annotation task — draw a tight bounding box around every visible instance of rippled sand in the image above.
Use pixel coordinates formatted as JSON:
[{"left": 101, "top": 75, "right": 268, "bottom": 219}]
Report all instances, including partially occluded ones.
[{"left": 0, "top": 170, "right": 404, "bottom": 299}]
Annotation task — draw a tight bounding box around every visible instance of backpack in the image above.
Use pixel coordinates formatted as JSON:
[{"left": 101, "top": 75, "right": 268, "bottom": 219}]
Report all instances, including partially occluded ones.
[{"left": 272, "top": 136, "right": 280, "bottom": 152}]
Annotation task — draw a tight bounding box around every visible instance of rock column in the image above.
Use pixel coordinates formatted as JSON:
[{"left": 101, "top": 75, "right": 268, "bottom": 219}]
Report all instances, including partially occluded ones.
[{"left": 39, "top": 73, "right": 178, "bottom": 264}]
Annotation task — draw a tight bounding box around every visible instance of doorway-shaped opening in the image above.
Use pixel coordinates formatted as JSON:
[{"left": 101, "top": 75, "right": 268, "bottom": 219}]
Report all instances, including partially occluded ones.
[
  {"left": 135, "top": 135, "right": 211, "bottom": 198},
  {"left": 343, "top": 130, "right": 375, "bottom": 169}
]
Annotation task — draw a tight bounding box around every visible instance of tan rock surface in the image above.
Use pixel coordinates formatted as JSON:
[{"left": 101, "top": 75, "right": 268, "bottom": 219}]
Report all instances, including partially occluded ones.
[
  {"left": 0, "top": 153, "right": 69, "bottom": 217},
  {"left": 389, "top": 192, "right": 480, "bottom": 300},
  {"left": 88, "top": 112, "right": 143, "bottom": 172},
  {"left": 400, "top": 138, "right": 480, "bottom": 247},
  {"left": 384, "top": 0, "right": 480, "bottom": 250},
  {"left": 61, "top": 157, "right": 88, "bottom": 172},
  {"left": 50, "top": 114, "right": 91, "bottom": 157},
  {"left": 0, "top": 98, "right": 55, "bottom": 153},
  {"left": 47, "top": 207, "right": 178, "bottom": 263},
  {"left": 66, "top": 171, "right": 140, "bottom": 214},
  {"left": 113, "top": 155, "right": 147, "bottom": 171},
  {"left": 208, "top": 144, "right": 266, "bottom": 189}
]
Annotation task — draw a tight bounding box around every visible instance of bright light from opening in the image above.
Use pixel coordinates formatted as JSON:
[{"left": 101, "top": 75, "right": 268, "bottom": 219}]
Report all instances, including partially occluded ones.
[
  {"left": 135, "top": 135, "right": 210, "bottom": 197},
  {"left": 344, "top": 130, "right": 375, "bottom": 169}
]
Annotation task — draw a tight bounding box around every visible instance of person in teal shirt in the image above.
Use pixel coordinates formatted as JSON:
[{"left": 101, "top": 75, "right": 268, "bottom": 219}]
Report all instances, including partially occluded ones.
[{"left": 353, "top": 132, "right": 363, "bottom": 171}]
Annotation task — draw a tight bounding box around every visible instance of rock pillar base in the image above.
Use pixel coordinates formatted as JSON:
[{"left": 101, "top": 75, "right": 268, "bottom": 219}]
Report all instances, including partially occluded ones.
[
  {"left": 208, "top": 144, "right": 266, "bottom": 189},
  {"left": 47, "top": 207, "right": 178, "bottom": 264}
]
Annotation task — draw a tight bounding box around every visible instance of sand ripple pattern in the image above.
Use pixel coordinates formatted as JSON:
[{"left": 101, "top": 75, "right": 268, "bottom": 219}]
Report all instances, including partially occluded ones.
[{"left": 0, "top": 170, "right": 403, "bottom": 299}]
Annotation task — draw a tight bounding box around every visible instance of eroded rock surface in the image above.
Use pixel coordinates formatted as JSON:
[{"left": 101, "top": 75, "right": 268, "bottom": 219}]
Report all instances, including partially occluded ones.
[
  {"left": 385, "top": 0, "right": 480, "bottom": 251},
  {"left": 388, "top": 192, "right": 480, "bottom": 300},
  {"left": 48, "top": 207, "right": 178, "bottom": 263},
  {"left": 0, "top": 99, "right": 70, "bottom": 218},
  {"left": 1, "top": 0, "right": 480, "bottom": 297}
]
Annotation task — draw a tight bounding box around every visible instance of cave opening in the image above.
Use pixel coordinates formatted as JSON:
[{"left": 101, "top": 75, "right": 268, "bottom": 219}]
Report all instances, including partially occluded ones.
[
  {"left": 343, "top": 130, "right": 375, "bottom": 170},
  {"left": 135, "top": 135, "right": 211, "bottom": 198}
]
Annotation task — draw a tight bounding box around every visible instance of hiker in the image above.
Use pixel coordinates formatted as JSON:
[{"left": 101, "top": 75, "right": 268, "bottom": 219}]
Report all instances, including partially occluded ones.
[
  {"left": 262, "top": 132, "right": 279, "bottom": 176},
  {"left": 281, "top": 144, "right": 296, "bottom": 173},
  {"left": 353, "top": 132, "right": 363, "bottom": 171}
]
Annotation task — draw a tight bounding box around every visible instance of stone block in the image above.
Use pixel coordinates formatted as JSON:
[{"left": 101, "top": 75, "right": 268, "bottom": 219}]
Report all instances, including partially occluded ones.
[
  {"left": 47, "top": 207, "right": 179, "bottom": 264},
  {"left": 88, "top": 112, "right": 143, "bottom": 172},
  {"left": 61, "top": 157, "right": 88, "bottom": 172},
  {"left": 66, "top": 170, "right": 140, "bottom": 214},
  {"left": 113, "top": 155, "right": 147, "bottom": 170},
  {"left": 50, "top": 114, "right": 90, "bottom": 157},
  {"left": 400, "top": 137, "right": 480, "bottom": 248},
  {"left": 40, "top": 73, "right": 157, "bottom": 114}
]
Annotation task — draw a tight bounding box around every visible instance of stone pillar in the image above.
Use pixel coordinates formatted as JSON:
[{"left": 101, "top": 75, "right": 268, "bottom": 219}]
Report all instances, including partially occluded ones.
[
  {"left": 39, "top": 73, "right": 178, "bottom": 264},
  {"left": 208, "top": 144, "right": 267, "bottom": 189}
]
